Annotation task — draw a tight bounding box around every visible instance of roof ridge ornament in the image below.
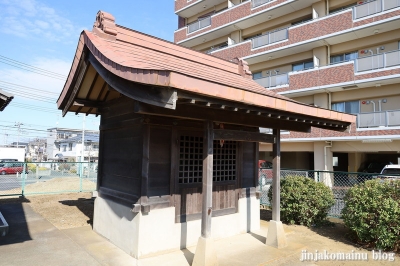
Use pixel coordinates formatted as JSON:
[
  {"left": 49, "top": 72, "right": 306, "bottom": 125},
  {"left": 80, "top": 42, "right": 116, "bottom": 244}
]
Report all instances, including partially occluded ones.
[
  {"left": 236, "top": 58, "right": 252, "bottom": 79},
  {"left": 93, "top": 11, "right": 117, "bottom": 40}
]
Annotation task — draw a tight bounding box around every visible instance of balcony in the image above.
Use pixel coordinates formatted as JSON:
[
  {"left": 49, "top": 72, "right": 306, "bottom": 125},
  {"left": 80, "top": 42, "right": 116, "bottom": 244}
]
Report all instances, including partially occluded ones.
[
  {"left": 357, "top": 110, "right": 400, "bottom": 128},
  {"left": 251, "top": 28, "right": 288, "bottom": 49},
  {"left": 187, "top": 16, "right": 212, "bottom": 33},
  {"left": 175, "top": 0, "right": 319, "bottom": 45},
  {"left": 204, "top": 1, "right": 400, "bottom": 64},
  {"left": 355, "top": 50, "right": 400, "bottom": 72},
  {"left": 260, "top": 52, "right": 400, "bottom": 96},
  {"left": 353, "top": 0, "right": 400, "bottom": 19},
  {"left": 254, "top": 73, "right": 288, "bottom": 88}
]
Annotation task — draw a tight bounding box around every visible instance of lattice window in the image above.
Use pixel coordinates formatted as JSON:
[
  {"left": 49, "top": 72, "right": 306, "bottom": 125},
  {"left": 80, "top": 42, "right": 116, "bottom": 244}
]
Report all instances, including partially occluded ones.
[
  {"left": 178, "top": 136, "right": 237, "bottom": 184},
  {"left": 213, "top": 141, "right": 236, "bottom": 182},
  {"left": 179, "top": 136, "right": 203, "bottom": 184}
]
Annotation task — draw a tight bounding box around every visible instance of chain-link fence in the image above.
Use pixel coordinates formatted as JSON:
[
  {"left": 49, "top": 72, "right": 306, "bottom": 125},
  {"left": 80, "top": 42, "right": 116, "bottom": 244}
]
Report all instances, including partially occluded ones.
[
  {"left": 0, "top": 162, "right": 97, "bottom": 196},
  {"left": 258, "top": 168, "right": 391, "bottom": 218}
]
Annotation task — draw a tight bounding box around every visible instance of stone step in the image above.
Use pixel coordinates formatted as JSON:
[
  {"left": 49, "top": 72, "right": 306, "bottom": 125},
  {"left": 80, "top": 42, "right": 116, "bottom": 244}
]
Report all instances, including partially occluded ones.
[{"left": 0, "top": 211, "right": 9, "bottom": 236}]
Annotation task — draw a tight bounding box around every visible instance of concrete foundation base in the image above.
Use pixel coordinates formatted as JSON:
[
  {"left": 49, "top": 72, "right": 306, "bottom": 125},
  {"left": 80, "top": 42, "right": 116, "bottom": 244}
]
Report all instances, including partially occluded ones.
[
  {"left": 93, "top": 195, "right": 260, "bottom": 258},
  {"left": 192, "top": 236, "right": 218, "bottom": 266},
  {"left": 266, "top": 220, "right": 287, "bottom": 249}
]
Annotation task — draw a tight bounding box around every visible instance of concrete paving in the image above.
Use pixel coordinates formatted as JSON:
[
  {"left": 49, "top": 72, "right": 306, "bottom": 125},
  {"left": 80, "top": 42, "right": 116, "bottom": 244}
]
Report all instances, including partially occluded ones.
[{"left": 0, "top": 203, "right": 315, "bottom": 266}]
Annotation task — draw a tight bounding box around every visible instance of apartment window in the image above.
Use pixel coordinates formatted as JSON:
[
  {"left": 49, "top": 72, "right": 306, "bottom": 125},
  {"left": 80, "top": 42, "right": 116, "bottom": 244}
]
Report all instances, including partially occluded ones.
[
  {"left": 253, "top": 72, "right": 262, "bottom": 79},
  {"left": 332, "top": 100, "right": 360, "bottom": 114},
  {"left": 69, "top": 143, "right": 73, "bottom": 151},
  {"left": 331, "top": 51, "right": 358, "bottom": 64},
  {"left": 63, "top": 145, "right": 67, "bottom": 152},
  {"left": 292, "top": 61, "right": 314, "bottom": 71}
]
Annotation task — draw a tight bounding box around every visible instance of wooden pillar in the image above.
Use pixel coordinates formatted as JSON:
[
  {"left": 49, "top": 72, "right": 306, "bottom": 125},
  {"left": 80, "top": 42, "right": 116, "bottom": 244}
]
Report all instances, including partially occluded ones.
[
  {"left": 272, "top": 128, "right": 280, "bottom": 221},
  {"left": 192, "top": 120, "right": 218, "bottom": 266},
  {"left": 266, "top": 128, "right": 287, "bottom": 248},
  {"left": 201, "top": 120, "right": 214, "bottom": 238}
]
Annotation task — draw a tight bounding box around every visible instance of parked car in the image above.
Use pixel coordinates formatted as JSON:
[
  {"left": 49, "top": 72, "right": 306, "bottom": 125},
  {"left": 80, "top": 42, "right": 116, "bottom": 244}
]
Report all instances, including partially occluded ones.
[
  {"left": 378, "top": 164, "right": 400, "bottom": 180},
  {"left": 258, "top": 160, "right": 273, "bottom": 187},
  {"left": 0, "top": 162, "right": 27, "bottom": 175},
  {"left": 357, "top": 162, "right": 392, "bottom": 183}
]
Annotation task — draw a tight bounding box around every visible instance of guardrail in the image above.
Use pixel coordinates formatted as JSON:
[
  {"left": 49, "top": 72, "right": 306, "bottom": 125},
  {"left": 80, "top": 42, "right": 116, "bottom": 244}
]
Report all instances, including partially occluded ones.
[
  {"left": 355, "top": 49, "right": 400, "bottom": 72},
  {"left": 252, "top": 28, "right": 288, "bottom": 49},
  {"left": 252, "top": 0, "right": 272, "bottom": 8},
  {"left": 353, "top": 0, "right": 400, "bottom": 19},
  {"left": 253, "top": 72, "right": 289, "bottom": 88},
  {"left": 0, "top": 162, "right": 97, "bottom": 197},
  {"left": 187, "top": 16, "right": 212, "bottom": 33},
  {"left": 358, "top": 109, "right": 400, "bottom": 128}
]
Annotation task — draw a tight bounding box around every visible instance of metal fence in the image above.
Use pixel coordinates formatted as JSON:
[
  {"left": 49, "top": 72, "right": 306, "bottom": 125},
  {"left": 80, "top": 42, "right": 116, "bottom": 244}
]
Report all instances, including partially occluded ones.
[
  {"left": 258, "top": 168, "right": 395, "bottom": 218},
  {"left": 252, "top": 28, "right": 288, "bottom": 49},
  {"left": 355, "top": 49, "right": 400, "bottom": 72},
  {"left": 353, "top": 0, "right": 400, "bottom": 19},
  {"left": 357, "top": 109, "right": 400, "bottom": 128},
  {"left": 187, "top": 16, "right": 212, "bottom": 33},
  {"left": 253, "top": 73, "right": 289, "bottom": 88},
  {"left": 0, "top": 162, "right": 97, "bottom": 197},
  {"left": 252, "top": 0, "right": 272, "bottom": 8}
]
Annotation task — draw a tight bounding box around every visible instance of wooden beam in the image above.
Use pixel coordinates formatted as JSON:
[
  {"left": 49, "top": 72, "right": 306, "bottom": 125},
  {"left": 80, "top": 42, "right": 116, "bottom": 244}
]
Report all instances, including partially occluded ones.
[
  {"left": 201, "top": 120, "right": 213, "bottom": 238},
  {"left": 62, "top": 59, "right": 88, "bottom": 117},
  {"left": 134, "top": 101, "right": 312, "bottom": 133},
  {"left": 88, "top": 53, "right": 177, "bottom": 110},
  {"left": 73, "top": 99, "right": 104, "bottom": 108},
  {"left": 213, "top": 129, "right": 274, "bottom": 143}
]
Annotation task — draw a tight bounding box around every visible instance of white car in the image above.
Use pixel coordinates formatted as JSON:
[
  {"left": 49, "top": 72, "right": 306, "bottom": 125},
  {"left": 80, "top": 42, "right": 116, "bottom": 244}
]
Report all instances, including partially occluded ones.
[{"left": 379, "top": 164, "right": 400, "bottom": 180}]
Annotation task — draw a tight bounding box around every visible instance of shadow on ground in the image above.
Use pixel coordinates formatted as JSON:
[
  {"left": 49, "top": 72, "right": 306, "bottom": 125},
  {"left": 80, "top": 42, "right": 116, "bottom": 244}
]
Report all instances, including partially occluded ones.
[
  {"left": 59, "top": 197, "right": 95, "bottom": 227},
  {"left": 0, "top": 197, "right": 32, "bottom": 245}
]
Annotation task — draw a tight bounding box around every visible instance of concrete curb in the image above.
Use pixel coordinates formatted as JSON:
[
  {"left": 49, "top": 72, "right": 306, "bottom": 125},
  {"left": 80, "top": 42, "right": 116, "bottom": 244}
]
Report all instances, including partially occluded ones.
[{"left": 0, "top": 211, "right": 9, "bottom": 236}]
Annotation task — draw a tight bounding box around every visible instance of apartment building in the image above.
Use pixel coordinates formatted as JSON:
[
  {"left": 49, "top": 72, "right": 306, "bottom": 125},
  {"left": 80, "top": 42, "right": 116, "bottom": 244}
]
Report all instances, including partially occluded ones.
[{"left": 174, "top": 0, "right": 400, "bottom": 172}]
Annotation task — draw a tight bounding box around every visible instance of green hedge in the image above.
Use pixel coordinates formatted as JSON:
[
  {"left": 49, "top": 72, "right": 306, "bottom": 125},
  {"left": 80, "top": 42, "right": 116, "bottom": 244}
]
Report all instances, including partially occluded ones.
[
  {"left": 268, "top": 176, "right": 334, "bottom": 227},
  {"left": 342, "top": 179, "right": 400, "bottom": 251}
]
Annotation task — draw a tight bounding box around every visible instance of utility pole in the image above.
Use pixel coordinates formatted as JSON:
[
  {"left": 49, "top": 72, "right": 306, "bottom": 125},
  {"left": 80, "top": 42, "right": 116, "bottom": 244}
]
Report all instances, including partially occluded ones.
[{"left": 15, "top": 122, "right": 23, "bottom": 148}]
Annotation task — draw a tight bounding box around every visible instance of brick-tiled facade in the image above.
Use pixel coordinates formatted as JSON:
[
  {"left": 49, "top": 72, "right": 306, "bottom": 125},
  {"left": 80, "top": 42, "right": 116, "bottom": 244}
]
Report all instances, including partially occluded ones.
[
  {"left": 208, "top": 9, "right": 399, "bottom": 61},
  {"left": 282, "top": 123, "right": 400, "bottom": 139},
  {"left": 175, "top": 1, "right": 400, "bottom": 165}
]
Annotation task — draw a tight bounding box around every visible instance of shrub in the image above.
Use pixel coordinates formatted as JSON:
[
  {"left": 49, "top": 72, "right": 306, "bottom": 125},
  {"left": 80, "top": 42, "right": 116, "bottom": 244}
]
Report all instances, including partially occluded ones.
[
  {"left": 342, "top": 179, "right": 400, "bottom": 251},
  {"left": 268, "top": 176, "right": 335, "bottom": 226},
  {"left": 58, "top": 164, "right": 71, "bottom": 171}
]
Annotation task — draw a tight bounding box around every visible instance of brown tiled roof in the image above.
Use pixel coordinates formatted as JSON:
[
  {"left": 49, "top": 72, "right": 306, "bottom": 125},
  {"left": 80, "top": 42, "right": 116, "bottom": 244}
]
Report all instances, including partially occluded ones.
[
  {"left": 0, "top": 89, "right": 13, "bottom": 111},
  {"left": 57, "top": 11, "right": 355, "bottom": 125}
]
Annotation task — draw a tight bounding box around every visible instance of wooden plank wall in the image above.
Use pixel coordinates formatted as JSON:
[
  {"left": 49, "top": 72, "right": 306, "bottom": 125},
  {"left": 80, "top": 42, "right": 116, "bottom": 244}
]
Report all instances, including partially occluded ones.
[
  {"left": 241, "top": 142, "right": 256, "bottom": 188},
  {"left": 99, "top": 98, "right": 143, "bottom": 200},
  {"left": 148, "top": 126, "right": 172, "bottom": 197}
]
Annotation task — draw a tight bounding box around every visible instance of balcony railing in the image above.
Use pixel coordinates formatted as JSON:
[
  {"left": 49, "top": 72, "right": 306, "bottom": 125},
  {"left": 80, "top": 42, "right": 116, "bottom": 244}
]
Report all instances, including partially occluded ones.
[
  {"left": 357, "top": 109, "right": 400, "bottom": 128},
  {"left": 252, "top": 0, "right": 272, "bottom": 8},
  {"left": 251, "top": 28, "right": 288, "bottom": 49},
  {"left": 254, "top": 73, "right": 288, "bottom": 88},
  {"left": 353, "top": 0, "right": 400, "bottom": 19},
  {"left": 355, "top": 49, "right": 400, "bottom": 72},
  {"left": 187, "top": 16, "right": 211, "bottom": 33}
]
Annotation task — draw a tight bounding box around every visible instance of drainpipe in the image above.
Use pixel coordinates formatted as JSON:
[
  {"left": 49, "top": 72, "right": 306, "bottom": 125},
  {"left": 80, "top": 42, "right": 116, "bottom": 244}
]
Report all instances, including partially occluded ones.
[
  {"left": 326, "top": 0, "right": 329, "bottom": 15},
  {"left": 326, "top": 91, "right": 331, "bottom": 110},
  {"left": 370, "top": 100, "right": 376, "bottom": 112},
  {"left": 324, "top": 141, "right": 332, "bottom": 171}
]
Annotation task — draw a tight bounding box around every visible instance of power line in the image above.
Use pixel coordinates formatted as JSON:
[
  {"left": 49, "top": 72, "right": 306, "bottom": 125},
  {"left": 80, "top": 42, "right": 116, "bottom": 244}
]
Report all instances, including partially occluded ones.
[
  {"left": 0, "top": 55, "right": 67, "bottom": 80},
  {"left": 0, "top": 80, "right": 60, "bottom": 95}
]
